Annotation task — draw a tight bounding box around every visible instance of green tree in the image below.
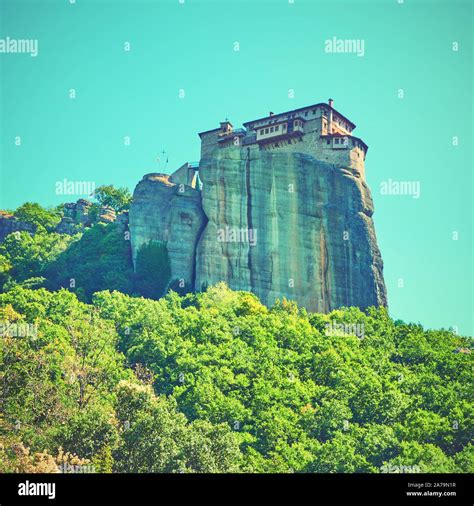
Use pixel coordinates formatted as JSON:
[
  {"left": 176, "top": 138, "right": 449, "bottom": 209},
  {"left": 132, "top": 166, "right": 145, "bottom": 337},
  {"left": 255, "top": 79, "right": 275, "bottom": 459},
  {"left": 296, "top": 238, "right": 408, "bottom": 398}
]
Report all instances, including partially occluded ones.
[
  {"left": 134, "top": 241, "right": 171, "bottom": 299},
  {"left": 14, "top": 202, "right": 62, "bottom": 232},
  {"left": 113, "top": 381, "right": 242, "bottom": 472},
  {"left": 52, "top": 408, "right": 118, "bottom": 460},
  {"left": 0, "top": 231, "right": 74, "bottom": 288},
  {"left": 384, "top": 441, "right": 456, "bottom": 473},
  {"left": 91, "top": 185, "right": 132, "bottom": 213}
]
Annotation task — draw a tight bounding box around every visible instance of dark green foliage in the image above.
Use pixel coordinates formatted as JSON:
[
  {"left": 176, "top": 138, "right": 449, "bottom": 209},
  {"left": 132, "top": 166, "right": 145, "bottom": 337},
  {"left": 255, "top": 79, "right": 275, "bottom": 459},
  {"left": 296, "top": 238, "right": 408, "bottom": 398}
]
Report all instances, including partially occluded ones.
[
  {"left": 0, "top": 210, "right": 175, "bottom": 302},
  {"left": 52, "top": 408, "right": 119, "bottom": 460},
  {"left": 43, "top": 223, "right": 135, "bottom": 300},
  {"left": 134, "top": 241, "right": 171, "bottom": 299},
  {"left": 0, "top": 231, "right": 75, "bottom": 290},
  {"left": 168, "top": 278, "right": 192, "bottom": 297}
]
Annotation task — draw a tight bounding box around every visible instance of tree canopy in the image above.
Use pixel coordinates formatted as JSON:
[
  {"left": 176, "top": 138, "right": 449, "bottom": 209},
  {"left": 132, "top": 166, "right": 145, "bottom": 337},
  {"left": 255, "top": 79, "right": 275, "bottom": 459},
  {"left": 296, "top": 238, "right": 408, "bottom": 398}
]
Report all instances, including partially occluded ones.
[
  {"left": 91, "top": 185, "right": 132, "bottom": 213},
  {"left": 0, "top": 284, "right": 472, "bottom": 473},
  {"left": 13, "top": 202, "right": 62, "bottom": 232}
]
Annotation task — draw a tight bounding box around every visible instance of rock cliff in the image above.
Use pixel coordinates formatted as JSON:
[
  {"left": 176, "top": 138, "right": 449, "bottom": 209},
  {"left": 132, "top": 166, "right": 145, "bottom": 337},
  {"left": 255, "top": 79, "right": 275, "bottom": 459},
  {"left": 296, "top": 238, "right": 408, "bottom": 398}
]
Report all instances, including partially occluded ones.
[
  {"left": 196, "top": 146, "right": 386, "bottom": 311},
  {"left": 129, "top": 148, "right": 387, "bottom": 311},
  {"left": 129, "top": 173, "right": 206, "bottom": 293}
]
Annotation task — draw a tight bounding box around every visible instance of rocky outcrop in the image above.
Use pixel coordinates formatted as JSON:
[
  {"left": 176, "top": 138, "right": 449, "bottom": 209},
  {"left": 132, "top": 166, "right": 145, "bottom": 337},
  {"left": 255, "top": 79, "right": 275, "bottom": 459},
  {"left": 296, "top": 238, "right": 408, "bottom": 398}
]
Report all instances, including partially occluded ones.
[
  {"left": 195, "top": 146, "right": 386, "bottom": 311},
  {"left": 0, "top": 211, "right": 36, "bottom": 242},
  {"left": 55, "top": 200, "right": 118, "bottom": 234},
  {"left": 129, "top": 173, "right": 206, "bottom": 292},
  {"left": 0, "top": 199, "right": 123, "bottom": 241},
  {"left": 129, "top": 150, "right": 387, "bottom": 311},
  {"left": 55, "top": 199, "right": 94, "bottom": 234},
  {"left": 116, "top": 211, "right": 129, "bottom": 233},
  {"left": 97, "top": 206, "right": 116, "bottom": 224}
]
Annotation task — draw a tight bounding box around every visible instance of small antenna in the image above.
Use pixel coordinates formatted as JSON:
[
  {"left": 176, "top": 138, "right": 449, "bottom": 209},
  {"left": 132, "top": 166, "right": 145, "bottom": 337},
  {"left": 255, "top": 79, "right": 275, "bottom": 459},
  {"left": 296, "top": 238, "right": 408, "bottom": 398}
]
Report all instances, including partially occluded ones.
[{"left": 156, "top": 149, "right": 169, "bottom": 170}]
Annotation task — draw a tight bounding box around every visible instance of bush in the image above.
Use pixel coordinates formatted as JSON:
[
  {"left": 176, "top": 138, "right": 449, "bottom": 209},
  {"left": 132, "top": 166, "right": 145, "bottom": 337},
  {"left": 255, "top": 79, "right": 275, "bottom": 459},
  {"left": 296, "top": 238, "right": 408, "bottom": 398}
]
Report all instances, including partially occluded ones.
[{"left": 134, "top": 241, "right": 171, "bottom": 299}]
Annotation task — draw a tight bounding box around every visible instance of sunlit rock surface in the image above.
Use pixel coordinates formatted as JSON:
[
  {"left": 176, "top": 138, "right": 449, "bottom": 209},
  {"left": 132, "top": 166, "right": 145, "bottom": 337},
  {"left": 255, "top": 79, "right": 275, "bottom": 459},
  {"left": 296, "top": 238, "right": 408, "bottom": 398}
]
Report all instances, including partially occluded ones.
[
  {"left": 130, "top": 149, "right": 387, "bottom": 311},
  {"left": 129, "top": 173, "right": 206, "bottom": 292},
  {"left": 195, "top": 146, "right": 386, "bottom": 311}
]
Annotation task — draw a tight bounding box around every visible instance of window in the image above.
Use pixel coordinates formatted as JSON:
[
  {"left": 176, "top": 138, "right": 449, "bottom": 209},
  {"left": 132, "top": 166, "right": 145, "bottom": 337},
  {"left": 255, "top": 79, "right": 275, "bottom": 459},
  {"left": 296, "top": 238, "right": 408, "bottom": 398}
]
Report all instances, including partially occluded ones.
[
  {"left": 283, "top": 124, "right": 287, "bottom": 130},
  {"left": 335, "top": 138, "right": 340, "bottom": 144},
  {"left": 275, "top": 125, "right": 279, "bottom": 131},
  {"left": 270, "top": 127, "right": 274, "bottom": 132},
  {"left": 326, "top": 139, "right": 330, "bottom": 145},
  {"left": 260, "top": 129, "right": 264, "bottom": 135},
  {"left": 305, "top": 111, "right": 308, "bottom": 116},
  {"left": 265, "top": 128, "right": 269, "bottom": 134},
  {"left": 313, "top": 109, "right": 317, "bottom": 114}
]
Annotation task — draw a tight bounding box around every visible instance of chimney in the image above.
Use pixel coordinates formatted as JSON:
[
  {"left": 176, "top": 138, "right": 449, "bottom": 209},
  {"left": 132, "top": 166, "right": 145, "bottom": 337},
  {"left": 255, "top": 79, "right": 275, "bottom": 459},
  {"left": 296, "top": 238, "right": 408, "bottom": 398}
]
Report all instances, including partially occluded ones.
[
  {"left": 328, "top": 99, "right": 334, "bottom": 133},
  {"left": 220, "top": 120, "right": 233, "bottom": 132}
]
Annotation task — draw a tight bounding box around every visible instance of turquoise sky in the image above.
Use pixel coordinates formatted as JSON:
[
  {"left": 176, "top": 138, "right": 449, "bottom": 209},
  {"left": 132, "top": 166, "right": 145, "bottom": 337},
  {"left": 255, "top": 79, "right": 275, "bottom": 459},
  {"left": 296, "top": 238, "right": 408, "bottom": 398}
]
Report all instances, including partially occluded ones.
[{"left": 0, "top": 0, "right": 472, "bottom": 335}]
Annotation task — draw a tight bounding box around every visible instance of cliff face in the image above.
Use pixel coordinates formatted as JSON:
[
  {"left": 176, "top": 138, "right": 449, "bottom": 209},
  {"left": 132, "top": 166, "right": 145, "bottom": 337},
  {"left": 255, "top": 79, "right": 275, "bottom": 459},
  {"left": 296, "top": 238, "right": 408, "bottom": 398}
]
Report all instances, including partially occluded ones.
[
  {"left": 130, "top": 148, "right": 387, "bottom": 311},
  {"left": 129, "top": 173, "right": 206, "bottom": 292},
  {"left": 195, "top": 145, "right": 386, "bottom": 311}
]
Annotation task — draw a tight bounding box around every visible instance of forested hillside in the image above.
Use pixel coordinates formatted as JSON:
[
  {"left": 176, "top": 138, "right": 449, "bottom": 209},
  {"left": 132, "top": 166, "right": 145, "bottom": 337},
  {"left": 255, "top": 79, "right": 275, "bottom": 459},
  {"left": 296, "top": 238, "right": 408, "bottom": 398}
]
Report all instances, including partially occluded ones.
[{"left": 0, "top": 284, "right": 472, "bottom": 473}]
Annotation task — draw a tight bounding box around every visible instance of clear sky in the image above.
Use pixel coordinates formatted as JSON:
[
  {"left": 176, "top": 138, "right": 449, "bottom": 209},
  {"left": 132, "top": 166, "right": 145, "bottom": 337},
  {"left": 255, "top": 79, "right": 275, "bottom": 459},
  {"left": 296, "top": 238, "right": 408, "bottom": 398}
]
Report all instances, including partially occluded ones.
[{"left": 0, "top": 0, "right": 472, "bottom": 335}]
